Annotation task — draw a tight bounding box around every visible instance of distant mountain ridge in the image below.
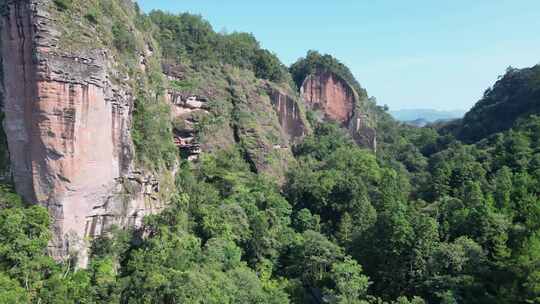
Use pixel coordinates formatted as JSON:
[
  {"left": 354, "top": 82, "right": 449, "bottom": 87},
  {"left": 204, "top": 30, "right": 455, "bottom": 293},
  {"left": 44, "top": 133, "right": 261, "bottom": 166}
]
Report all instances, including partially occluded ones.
[{"left": 390, "top": 108, "right": 465, "bottom": 123}]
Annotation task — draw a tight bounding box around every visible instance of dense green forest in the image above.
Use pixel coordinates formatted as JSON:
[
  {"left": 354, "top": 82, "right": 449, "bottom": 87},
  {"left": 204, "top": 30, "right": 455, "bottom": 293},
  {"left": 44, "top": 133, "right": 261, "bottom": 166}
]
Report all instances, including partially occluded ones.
[
  {"left": 446, "top": 66, "right": 540, "bottom": 143},
  {"left": 4, "top": 112, "right": 540, "bottom": 303},
  {"left": 2, "top": 1, "right": 540, "bottom": 303},
  {"left": 146, "top": 10, "right": 290, "bottom": 83}
]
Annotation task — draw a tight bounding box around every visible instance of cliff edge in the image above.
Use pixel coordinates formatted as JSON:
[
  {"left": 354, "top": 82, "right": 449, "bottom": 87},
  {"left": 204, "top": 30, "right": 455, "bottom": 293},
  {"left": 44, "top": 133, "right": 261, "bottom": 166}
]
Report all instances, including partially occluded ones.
[{"left": 0, "top": 0, "right": 164, "bottom": 266}]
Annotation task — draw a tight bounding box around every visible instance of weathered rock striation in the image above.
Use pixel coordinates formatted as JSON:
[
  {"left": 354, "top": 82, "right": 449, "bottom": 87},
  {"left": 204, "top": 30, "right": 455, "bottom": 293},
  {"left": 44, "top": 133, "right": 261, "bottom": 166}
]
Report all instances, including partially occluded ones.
[
  {"left": 301, "top": 71, "right": 376, "bottom": 150},
  {"left": 0, "top": 0, "right": 161, "bottom": 266},
  {"left": 265, "top": 82, "right": 308, "bottom": 141},
  {"left": 301, "top": 72, "right": 356, "bottom": 125},
  {"left": 0, "top": 0, "right": 311, "bottom": 267},
  {"left": 167, "top": 92, "right": 208, "bottom": 161},
  {"left": 162, "top": 63, "right": 309, "bottom": 180}
]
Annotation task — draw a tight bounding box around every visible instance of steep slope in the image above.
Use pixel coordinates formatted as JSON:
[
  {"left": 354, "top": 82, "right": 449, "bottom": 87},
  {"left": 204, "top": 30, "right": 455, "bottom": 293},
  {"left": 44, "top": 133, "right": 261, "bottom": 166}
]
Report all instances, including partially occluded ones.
[
  {"left": 301, "top": 71, "right": 356, "bottom": 123},
  {"left": 451, "top": 65, "right": 540, "bottom": 142},
  {"left": 292, "top": 51, "right": 377, "bottom": 150},
  {"left": 151, "top": 10, "right": 311, "bottom": 179},
  {"left": 0, "top": 0, "right": 173, "bottom": 266},
  {"left": 164, "top": 63, "right": 310, "bottom": 178},
  {"left": 0, "top": 0, "right": 310, "bottom": 266}
]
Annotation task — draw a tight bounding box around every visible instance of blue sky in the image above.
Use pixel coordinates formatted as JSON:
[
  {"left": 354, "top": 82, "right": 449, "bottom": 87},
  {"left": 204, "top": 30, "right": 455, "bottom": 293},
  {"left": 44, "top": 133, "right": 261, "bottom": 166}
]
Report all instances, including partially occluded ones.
[{"left": 137, "top": 0, "right": 540, "bottom": 111}]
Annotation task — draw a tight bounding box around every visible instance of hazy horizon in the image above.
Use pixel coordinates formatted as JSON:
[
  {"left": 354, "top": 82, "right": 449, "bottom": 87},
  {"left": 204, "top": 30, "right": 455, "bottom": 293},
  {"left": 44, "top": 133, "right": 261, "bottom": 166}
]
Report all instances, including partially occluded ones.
[{"left": 137, "top": 0, "right": 540, "bottom": 112}]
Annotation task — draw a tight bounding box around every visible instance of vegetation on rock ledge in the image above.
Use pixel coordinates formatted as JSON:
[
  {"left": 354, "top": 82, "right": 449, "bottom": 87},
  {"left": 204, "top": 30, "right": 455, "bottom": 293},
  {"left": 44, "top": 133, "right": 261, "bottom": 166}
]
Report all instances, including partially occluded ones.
[{"left": 2, "top": 1, "right": 540, "bottom": 303}]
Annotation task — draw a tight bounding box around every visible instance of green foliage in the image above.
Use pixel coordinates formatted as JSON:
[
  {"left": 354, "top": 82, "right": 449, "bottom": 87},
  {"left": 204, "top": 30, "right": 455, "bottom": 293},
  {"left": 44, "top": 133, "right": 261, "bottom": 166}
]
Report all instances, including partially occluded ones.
[
  {"left": 84, "top": 8, "right": 99, "bottom": 25},
  {"left": 217, "top": 32, "right": 259, "bottom": 68},
  {"left": 148, "top": 10, "right": 289, "bottom": 82},
  {"left": 283, "top": 115, "right": 540, "bottom": 303},
  {"left": 8, "top": 110, "right": 540, "bottom": 303},
  {"left": 132, "top": 94, "right": 177, "bottom": 170},
  {"left": 149, "top": 11, "right": 215, "bottom": 64},
  {"left": 451, "top": 65, "right": 540, "bottom": 142},
  {"left": 118, "top": 156, "right": 292, "bottom": 303},
  {"left": 287, "top": 123, "right": 379, "bottom": 237},
  {"left": 330, "top": 258, "right": 371, "bottom": 304},
  {"left": 393, "top": 297, "right": 426, "bottom": 304},
  {"left": 0, "top": 186, "right": 101, "bottom": 303},
  {"left": 6, "top": 2, "right": 540, "bottom": 304},
  {"left": 253, "top": 49, "right": 287, "bottom": 82},
  {"left": 290, "top": 50, "right": 367, "bottom": 97},
  {"left": 169, "top": 79, "right": 198, "bottom": 91},
  {"left": 0, "top": 199, "right": 52, "bottom": 284},
  {"left": 53, "top": 0, "right": 72, "bottom": 11},
  {"left": 0, "top": 272, "right": 28, "bottom": 304},
  {"left": 286, "top": 230, "right": 344, "bottom": 286},
  {"left": 112, "top": 22, "right": 136, "bottom": 53}
]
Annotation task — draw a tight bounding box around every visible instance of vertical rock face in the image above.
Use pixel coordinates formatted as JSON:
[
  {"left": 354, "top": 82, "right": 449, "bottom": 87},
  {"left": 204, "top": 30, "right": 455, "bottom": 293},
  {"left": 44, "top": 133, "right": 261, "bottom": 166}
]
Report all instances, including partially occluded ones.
[
  {"left": 301, "top": 71, "right": 376, "bottom": 150},
  {"left": 0, "top": 0, "right": 159, "bottom": 266},
  {"left": 266, "top": 83, "right": 308, "bottom": 141},
  {"left": 166, "top": 92, "right": 209, "bottom": 161},
  {"left": 301, "top": 72, "right": 356, "bottom": 125},
  {"left": 161, "top": 63, "right": 309, "bottom": 181}
]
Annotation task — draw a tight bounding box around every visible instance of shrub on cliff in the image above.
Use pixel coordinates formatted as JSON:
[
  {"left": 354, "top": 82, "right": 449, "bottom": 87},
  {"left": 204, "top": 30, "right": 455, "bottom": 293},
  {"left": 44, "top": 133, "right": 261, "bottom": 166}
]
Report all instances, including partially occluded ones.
[
  {"left": 112, "top": 22, "right": 136, "bottom": 53},
  {"left": 53, "top": 0, "right": 72, "bottom": 11},
  {"left": 132, "top": 94, "right": 177, "bottom": 169},
  {"left": 290, "top": 50, "right": 367, "bottom": 98},
  {"left": 148, "top": 10, "right": 289, "bottom": 82},
  {"left": 253, "top": 49, "right": 287, "bottom": 82},
  {"left": 84, "top": 9, "right": 99, "bottom": 25},
  {"left": 0, "top": 187, "right": 55, "bottom": 301}
]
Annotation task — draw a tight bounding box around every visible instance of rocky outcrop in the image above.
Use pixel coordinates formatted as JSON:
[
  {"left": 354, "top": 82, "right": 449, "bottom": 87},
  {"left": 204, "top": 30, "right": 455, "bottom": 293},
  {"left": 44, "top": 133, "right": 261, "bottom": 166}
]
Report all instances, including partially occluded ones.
[
  {"left": 162, "top": 64, "right": 309, "bottom": 180},
  {"left": 265, "top": 83, "right": 308, "bottom": 141},
  {"left": 301, "top": 72, "right": 356, "bottom": 125},
  {"left": 301, "top": 71, "right": 376, "bottom": 150},
  {"left": 350, "top": 112, "right": 377, "bottom": 152},
  {"left": 167, "top": 92, "right": 209, "bottom": 161},
  {"left": 0, "top": 0, "right": 162, "bottom": 266}
]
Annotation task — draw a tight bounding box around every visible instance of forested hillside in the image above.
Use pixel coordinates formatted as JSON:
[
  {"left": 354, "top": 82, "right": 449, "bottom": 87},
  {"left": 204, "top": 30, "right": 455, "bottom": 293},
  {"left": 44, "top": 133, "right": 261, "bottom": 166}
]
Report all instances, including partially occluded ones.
[
  {"left": 4, "top": 114, "right": 540, "bottom": 303},
  {"left": 1, "top": 1, "right": 540, "bottom": 304},
  {"left": 446, "top": 65, "right": 540, "bottom": 143}
]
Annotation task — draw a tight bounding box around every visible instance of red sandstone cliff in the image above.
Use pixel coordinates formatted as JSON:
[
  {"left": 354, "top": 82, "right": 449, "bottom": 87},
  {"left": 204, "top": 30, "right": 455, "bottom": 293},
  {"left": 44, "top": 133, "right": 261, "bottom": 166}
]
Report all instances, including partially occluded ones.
[
  {"left": 301, "top": 72, "right": 356, "bottom": 125},
  {"left": 0, "top": 0, "right": 311, "bottom": 267},
  {"left": 301, "top": 71, "right": 376, "bottom": 150},
  {"left": 0, "top": 0, "right": 161, "bottom": 266}
]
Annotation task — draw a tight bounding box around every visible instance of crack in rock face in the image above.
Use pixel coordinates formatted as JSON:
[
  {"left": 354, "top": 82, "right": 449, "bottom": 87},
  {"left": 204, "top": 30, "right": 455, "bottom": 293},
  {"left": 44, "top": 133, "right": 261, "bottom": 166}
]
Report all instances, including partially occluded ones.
[{"left": 266, "top": 83, "right": 308, "bottom": 141}]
